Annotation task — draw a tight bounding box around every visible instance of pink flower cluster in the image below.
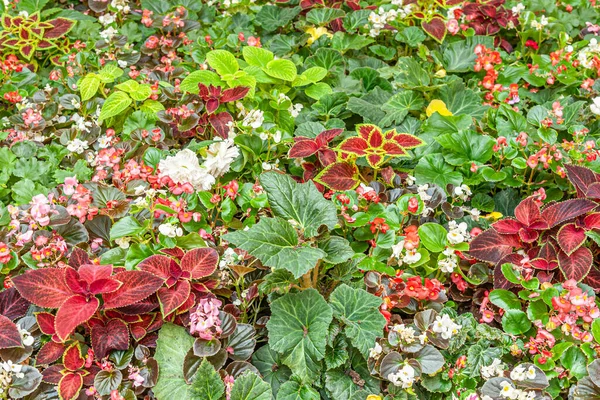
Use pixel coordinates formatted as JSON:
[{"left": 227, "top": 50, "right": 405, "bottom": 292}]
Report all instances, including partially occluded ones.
[
  {"left": 550, "top": 279, "right": 598, "bottom": 341},
  {"left": 30, "top": 194, "right": 54, "bottom": 227},
  {"left": 189, "top": 297, "right": 223, "bottom": 340}
]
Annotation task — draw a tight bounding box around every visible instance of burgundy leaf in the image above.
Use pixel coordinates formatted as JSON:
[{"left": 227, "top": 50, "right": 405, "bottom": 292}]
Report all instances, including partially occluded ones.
[
  {"left": 289, "top": 139, "right": 320, "bottom": 158},
  {"left": 68, "top": 248, "right": 91, "bottom": 269},
  {"left": 209, "top": 112, "right": 234, "bottom": 139},
  {"left": 541, "top": 199, "right": 597, "bottom": 227},
  {"left": 91, "top": 319, "right": 129, "bottom": 359},
  {"left": 421, "top": 17, "right": 447, "bottom": 42},
  {"left": 63, "top": 343, "right": 85, "bottom": 371},
  {"left": 315, "top": 128, "right": 343, "bottom": 146},
  {"left": 0, "top": 287, "right": 30, "bottom": 320},
  {"left": 89, "top": 278, "right": 122, "bottom": 295},
  {"left": 43, "top": 18, "right": 74, "bottom": 39},
  {"left": 180, "top": 248, "right": 219, "bottom": 279},
  {"left": 0, "top": 314, "right": 22, "bottom": 349},
  {"left": 586, "top": 182, "right": 600, "bottom": 199},
  {"left": 102, "top": 271, "right": 164, "bottom": 309},
  {"left": 206, "top": 98, "right": 220, "bottom": 114},
  {"left": 37, "top": 341, "right": 66, "bottom": 365},
  {"left": 468, "top": 229, "right": 521, "bottom": 264},
  {"left": 42, "top": 364, "right": 64, "bottom": 384},
  {"left": 138, "top": 255, "right": 172, "bottom": 280},
  {"left": 12, "top": 268, "right": 72, "bottom": 308},
  {"left": 515, "top": 197, "right": 541, "bottom": 226},
  {"left": 492, "top": 218, "right": 522, "bottom": 234},
  {"left": 584, "top": 213, "right": 600, "bottom": 229},
  {"left": 558, "top": 247, "right": 593, "bottom": 282},
  {"left": 584, "top": 265, "right": 600, "bottom": 291},
  {"left": 78, "top": 264, "right": 113, "bottom": 284},
  {"left": 315, "top": 162, "right": 360, "bottom": 191},
  {"left": 317, "top": 148, "right": 337, "bottom": 166},
  {"left": 565, "top": 164, "right": 598, "bottom": 196},
  {"left": 557, "top": 223, "right": 586, "bottom": 256},
  {"left": 158, "top": 280, "right": 191, "bottom": 317},
  {"left": 55, "top": 295, "right": 99, "bottom": 341},
  {"left": 36, "top": 312, "right": 57, "bottom": 335},
  {"left": 221, "top": 86, "right": 250, "bottom": 102},
  {"left": 338, "top": 137, "right": 368, "bottom": 155},
  {"left": 58, "top": 372, "right": 83, "bottom": 400}
]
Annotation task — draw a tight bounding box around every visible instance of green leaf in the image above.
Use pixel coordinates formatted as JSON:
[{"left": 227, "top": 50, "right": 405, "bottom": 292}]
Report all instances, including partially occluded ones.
[
  {"left": 99, "top": 91, "right": 132, "bottom": 121},
  {"left": 180, "top": 71, "right": 224, "bottom": 94},
  {"left": 471, "top": 193, "right": 495, "bottom": 212},
  {"left": 592, "top": 319, "right": 600, "bottom": 344},
  {"left": 418, "top": 223, "right": 448, "bottom": 253},
  {"left": 380, "top": 90, "right": 424, "bottom": 127},
  {"left": 306, "top": 8, "right": 345, "bottom": 24},
  {"left": 266, "top": 289, "right": 333, "bottom": 383},
  {"left": 154, "top": 323, "right": 195, "bottom": 400},
  {"left": 561, "top": 347, "right": 588, "bottom": 379},
  {"left": 230, "top": 372, "right": 272, "bottom": 400},
  {"left": 436, "top": 130, "right": 495, "bottom": 166},
  {"left": 252, "top": 345, "right": 292, "bottom": 396},
  {"left": 255, "top": 5, "right": 301, "bottom": 32},
  {"left": 190, "top": 359, "right": 225, "bottom": 400},
  {"left": 79, "top": 74, "right": 100, "bottom": 101},
  {"left": 223, "top": 217, "right": 326, "bottom": 278},
  {"left": 439, "top": 80, "right": 487, "bottom": 118},
  {"left": 463, "top": 344, "right": 503, "bottom": 378},
  {"left": 489, "top": 289, "right": 522, "bottom": 311},
  {"left": 276, "top": 381, "right": 319, "bottom": 400},
  {"left": 243, "top": 46, "right": 274, "bottom": 69},
  {"left": 109, "top": 216, "right": 144, "bottom": 240},
  {"left": 329, "top": 285, "right": 385, "bottom": 358},
  {"left": 206, "top": 50, "right": 239, "bottom": 76},
  {"left": 12, "top": 179, "right": 47, "bottom": 205},
  {"left": 501, "top": 309, "right": 531, "bottom": 335},
  {"left": 265, "top": 59, "right": 297, "bottom": 81},
  {"left": 318, "top": 236, "right": 354, "bottom": 264},
  {"left": 293, "top": 67, "right": 328, "bottom": 87},
  {"left": 140, "top": 99, "right": 165, "bottom": 115},
  {"left": 414, "top": 154, "right": 462, "bottom": 191},
  {"left": 305, "top": 83, "right": 333, "bottom": 100},
  {"left": 98, "top": 63, "right": 124, "bottom": 82},
  {"left": 259, "top": 172, "right": 338, "bottom": 238}
]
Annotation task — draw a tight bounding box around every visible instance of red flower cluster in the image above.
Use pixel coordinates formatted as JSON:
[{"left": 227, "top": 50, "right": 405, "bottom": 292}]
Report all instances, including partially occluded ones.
[
  {"left": 474, "top": 44, "right": 503, "bottom": 101},
  {"left": 403, "top": 276, "right": 443, "bottom": 301}
]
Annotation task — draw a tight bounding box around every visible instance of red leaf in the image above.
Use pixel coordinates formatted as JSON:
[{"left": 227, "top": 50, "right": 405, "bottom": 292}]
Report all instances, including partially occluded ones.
[
  {"left": 315, "top": 162, "right": 361, "bottom": 191},
  {"left": 221, "top": 86, "right": 250, "bottom": 103},
  {"left": 557, "top": 223, "right": 586, "bottom": 255},
  {"left": 209, "top": 112, "right": 234, "bottom": 139},
  {"left": 158, "top": 280, "right": 191, "bottom": 317},
  {"left": 584, "top": 265, "right": 600, "bottom": 291},
  {"left": 541, "top": 198, "right": 597, "bottom": 228},
  {"left": 65, "top": 268, "right": 86, "bottom": 294},
  {"left": 42, "top": 364, "right": 64, "bottom": 384},
  {"left": 558, "top": 247, "right": 593, "bottom": 282},
  {"left": 43, "top": 18, "right": 74, "bottom": 39},
  {"left": 138, "top": 255, "right": 172, "bottom": 279},
  {"left": 58, "top": 372, "right": 83, "bottom": 400},
  {"left": 358, "top": 124, "right": 377, "bottom": 140},
  {"left": 206, "top": 98, "right": 220, "bottom": 114},
  {"left": 160, "top": 247, "right": 185, "bottom": 259},
  {"left": 91, "top": 319, "right": 129, "bottom": 359},
  {"left": 366, "top": 154, "right": 383, "bottom": 168},
  {"left": 518, "top": 228, "right": 539, "bottom": 243},
  {"left": 12, "top": 268, "right": 72, "bottom": 308},
  {"left": 102, "top": 271, "right": 164, "bottom": 309},
  {"left": 367, "top": 126, "right": 384, "bottom": 148},
  {"left": 316, "top": 129, "right": 343, "bottom": 146},
  {"left": 68, "top": 248, "right": 90, "bottom": 269},
  {"left": 289, "top": 139, "right": 320, "bottom": 158},
  {"left": 37, "top": 341, "right": 66, "bottom": 365},
  {"left": 530, "top": 258, "right": 558, "bottom": 271},
  {"left": 338, "top": 137, "right": 368, "bottom": 155},
  {"left": 55, "top": 295, "right": 99, "bottom": 341},
  {"left": 422, "top": 17, "right": 447, "bottom": 42},
  {"left": 469, "top": 229, "right": 521, "bottom": 264},
  {"left": 492, "top": 218, "right": 522, "bottom": 234},
  {"left": 117, "top": 295, "right": 159, "bottom": 315},
  {"left": 78, "top": 264, "right": 113, "bottom": 284},
  {"left": 180, "top": 248, "right": 219, "bottom": 279},
  {"left": 565, "top": 164, "right": 598, "bottom": 196},
  {"left": 0, "top": 314, "right": 22, "bottom": 349},
  {"left": 585, "top": 213, "right": 600, "bottom": 229},
  {"left": 515, "top": 197, "right": 541, "bottom": 227},
  {"left": 381, "top": 141, "right": 407, "bottom": 156},
  {"left": 391, "top": 132, "right": 424, "bottom": 149},
  {"left": 36, "top": 312, "right": 56, "bottom": 335},
  {"left": 89, "top": 278, "right": 122, "bottom": 295},
  {"left": 586, "top": 182, "right": 600, "bottom": 199},
  {"left": 0, "top": 287, "right": 29, "bottom": 320},
  {"left": 63, "top": 343, "right": 85, "bottom": 371},
  {"left": 318, "top": 148, "right": 337, "bottom": 166},
  {"left": 537, "top": 243, "right": 557, "bottom": 261}
]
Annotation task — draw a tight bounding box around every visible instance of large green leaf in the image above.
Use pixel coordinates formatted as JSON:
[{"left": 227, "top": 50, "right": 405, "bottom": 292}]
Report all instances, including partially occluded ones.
[
  {"left": 266, "top": 289, "right": 333, "bottom": 383},
  {"left": 380, "top": 90, "right": 424, "bottom": 127},
  {"left": 206, "top": 50, "right": 239, "bottom": 76},
  {"left": 223, "top": 217, "right": 326, "bottom": 278},
  {"left": 329, "top": 285, "right": 385, "bottom": 358},
  {"left": 243, "top": 46, "right": 274, "bottom": 69},
  {"left": 276, "top": 381, "right": 320, "bottom": 400},
  {"left": 436, "top": 130, "right": 495, "bottom": 166},
  {"left": 414, "top": 154, "right": 462, "bottom": 191},
  {"left": 99, "top": 91, "right": 132, "bottom": 121},
  {"left": 154, "top": 323, "right": 195, "bottom": 400},
  {"left": 180, "top": 71, "right": 224, "bottom": 94},
  {"left": 229, "top": 371, "right": 272, "bottom": 400},
  {"left": 463, "top": 343, "right": 503, "bottom": 378},
  {"left": 439, "top": 80, "right": 486, "bottom": 118},
  {"left": 252, "top": 345, "right": 292, "bottom": 396},
  {"left": 190, "top": 359, "right": 225, "bottom": 400},
  {"left": 259, "top": 172, "right": 338, "bottom": 238},
  {"left": 265, "top": 59, "right": 297, "bottom": 82}
]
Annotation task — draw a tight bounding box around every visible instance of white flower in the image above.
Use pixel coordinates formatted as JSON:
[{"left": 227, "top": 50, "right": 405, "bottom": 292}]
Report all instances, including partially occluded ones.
[
  {"left": 242, "top": 109, "right": 264, "bottom": 129},
  {"left": 526, "top": 365, "right": 536, "bottom": 380},
  {"left": 17, "top": 325, "right": 34, "bottom": 346},
  {"left": 158, "top": 149, "right": 215, "bottom": 191},
  {"left": 391, "top": 240, "right": 405, "bottom": 259},
  {"left": 202, "top": 138, "right": 240, "bottom": 178},
  {"left": 470, "top": 208, "right": 481, "bottom": 221},
  {"left": 406, "top": 175, "right": 416, "bottom": 185},
  {"left": 392, "top": 324, "right": 416, "bottom": 344},
  {"left": 219, "top": 248, "right": 239, "bottom": 269},
  {"left": 432, "top": 314, "right": 461, "bottom": 340},
  {"left": 273, "top": 130, "right": 282, "bottom": 143},
  {"left": 510, "top": 366, "right": 526, "bottom": 381},
  {"left": 481, "top": 358, "right": 504, "bottom": 379},
  {"left": 403, "top": 249, "right": 421, "bottom": 265},
  {"left": 447, "top": 221, "right": 470, "bottom": 244},
  {"left": 67, "top": 138, "right": 89, "bottom": 154},
  {"left": 511, "top": 4, "right": 525, "bottom": 14},
  {"left": 289, "top": 104, "right": 303, "bottom": 117},
  {"left": 98, "top": 13, "right": 116, "bottom": 25},
  {"left": 115, "top": 237, "right": 131, "bottom": 249},
  {"left": 117, "top": 60, "right": 128, "bottom": 68},
  {"left": 499, "top": 381, "right": 515, "bottom": 398},
  {"left": 369, "top": 342, "right": 383, "bottom": 358},
  {"left": 591, "top": 97, "right": 600, "bottom": 115},
  {"left": 417, "top": 184, "right": 432, "bottom": 201},
  {"left": 98, "top": 136, "right": 111, "bottom": 148},
  {"left": 100, "top": 27, "right": 118, "bottom": 41},
  {"left": 388, "top": 365, "right": 415, "bottom": 388},
  {"left": 454, "top": 184, "right": 472, "bottom": 201},
  {"left": 439, "top": 258, "right": 456, "bottom": 273},
  {"left": 158, "top": 223, "right": 183, "bottom": 238}
]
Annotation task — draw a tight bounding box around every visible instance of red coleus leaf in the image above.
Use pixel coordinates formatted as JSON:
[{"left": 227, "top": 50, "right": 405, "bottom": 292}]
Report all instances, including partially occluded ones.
[
  {"left": 565, "top": 164, "right": 599, "bottom": 197},
  {"left": 157, "top": 280, "right": 191, "bottom": 317},
  {"left": 515, "top": 196, "right": 541, "bottom": 226},
  {"left": 339, "top": 136, "right": 368, "bottom": 155},
  {"left": 91, "top": 319, "right": 129, "bottom": 359},
  {"left": 586, "top": 182, "right": 600, "bottom": 199},
  {"left": 557, "top": 223, "right": 586, "bottom": 256},
  {"left": 55, "top": 295, "right": 99, "bottom": 341},
  {"left": 558, "top": 247, "right": 593, "bottom": 282},
  {"left": 358, "top": 124, "right": 378, "bottom": 140},
  {"left": 89, "top": 278, "right": 121, "bottom": 295},
  {"left": 42, "top": 364, "right": 64, "bottom": 384},
  {"left": 43, "top": 18, "right": 74, "bottom": 39},
  {"left": 78, "top": 264, "right": 113, "bottom": 284},
  {"left": 584, "top": 265, "right": 600, "bottom": 290},
  {"left": 102, "top": 271, "right": 164, "bottom": 309},
  {"left": 315, "top": 128, "right": 343, "bottom": 146},
  {"left": 537, "top": 242, "right": 557, "bottom": 261},
  {"left": 58, "top": 372, "right": 83, "bottom": 400},
  {"left": 422, "top": 17, "right": 447, "bottom": 42},
  {"left": 315, "top": 162, "right": 361, "bottom": 191},
  {"left": 209, "top": 111, "right": 234, "bottom": 139},
  {"left": 36, "top": 312, "right": 57, "bottom": 336},
  {"left": 37, "top": 341, "right": 66, "bottom": 365},
  {"left": 160, "top": 247, "right": 185, "bottom": 259},
  {"left": 0, "top": 287, "right": 30, "bottom": 320},
  {"left": 318, "top": 149, "right": 337, "bottom": 166},
  {"left": 469, "top": 229, "right": 521, "bottom": 264},
  {"left": 289, "top": 139, "right": 320, "bottom": 158},
  {"left": 0, "top": 314, "right": 22, "bottom": 349},
  {"left": 387, "top": 132, "right": 425, "bottom": 149},
  {"left": 541, "top": 199, "right": 597, "bottom": 227},
  {"left": 63, "top": 343, "right": 85, "bottom": 371},
  {"left": 12, "top": 268, "right": 72, "bottom": 308},
  {"left": 138, "top": 254, "right": 172, "bottom": 279},
  {"left": 206, "top": 98, "right": 220, "bottom": 114},
  {"left": 181, "top": 248, "right": 219, "bottom": 279},
  {"left": 221, "top": 86, "right": 250, "bottom": 103},
  {"left": 584, "top": 213, "right": 600, "bottom": 229},
  {"left": 492, "top": 218, "right": 522, "bottom": 234},
  {"left": 68, "top": 248, "right": 91, "bottom": 269}
]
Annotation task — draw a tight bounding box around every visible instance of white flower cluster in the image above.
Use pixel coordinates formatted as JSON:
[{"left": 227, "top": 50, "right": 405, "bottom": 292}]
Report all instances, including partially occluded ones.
[
  {"left": 578, "top": 38, "right": 600, "bottom": 70},
  {"left": 241, "top": 109, "right": 264, "bottom": 129},
  {"left": 369, "top": 342, "right": 383, "bottom": 359},
  {"left": 388, "top": 364, "right": 416, "bottom": 388},
  {"left": 511, "top": 4, "right": 525, "bottom": 14},
  {"left": 453, "top": 184, "right": 472, "bottom": 201},
  {"left": 100, "top": 27, "right": 118, "bottom": 41},
  {"left": 499, "top": 381, "right": 536, "bottom": 400},
  {"left": 510, "top": 365, "right": 536, "bottom": 381},
  {"left": 203, "top": 138, "right": 240, "bottom": 178},
  {"left": 111, "top": 0, "right": 130, "bottom": 13},
  {"left": 391, "top": 241, "right": 422, "bottom": 265},
  {"left": 158, "top": 149, "right": 215, "bottom": 191},
  {"left": 392, "top": 324, "right": 427, "bottom": 345},
  {"left": 481, "top": 358, "right": 505, "bottom": 379},
  {"left": 0, "top": 360, "right": 25, "bottom": 395},
  {"left": 447, "top": 221, "right": 470, "bottom": 245},
  {"left": 67, "top": 138, "right": 89, "bottom": 154},
  {"left": 530, "top": 16, "right": 548, "bottom": 31},
  {"left": 438, "top": 248, "right": 458, "bottom": 273},
  {"left": 219, "top": 247, "right": 241, "bottom": 269},
  {"left": 591, "top": 97, "right": 600, "bottom": 116},
  {"left": 158, "top": 222, "right": 183, "bottom": 238},
  {"left": 368, "top": 7, "right": 400, "bottom": 37},
  {"left": 431, "top": 314, "right": 461, "bottom": 339}
]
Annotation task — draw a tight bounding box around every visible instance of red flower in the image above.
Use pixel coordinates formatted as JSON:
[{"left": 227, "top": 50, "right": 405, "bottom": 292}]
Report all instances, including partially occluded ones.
[
  {"left": 369, "top": 217, "right": 389, "bottom": 234},
  {"left": 525, "top": 39, "right": 539, "bottom": 50}
]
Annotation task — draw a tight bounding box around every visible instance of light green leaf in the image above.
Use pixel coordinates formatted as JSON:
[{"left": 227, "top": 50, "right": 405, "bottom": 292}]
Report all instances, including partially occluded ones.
[
  {"left": 414, "top": 154, "right": 462, "bottom": 192},
  {"left": 243, "top": 46, "right": 274, "bottom": 69},
  {"left": 99, "top": 91, "right": 132, "bottom": 121},
  {"left": 259, "top": 172, "right": 338, "bottom": 238},
  {"left": 276, "top": 381, "right": 320, "bottom": 400},
  {"left": 305, "top": 82, "right": 332, "bottom": 100},
  {"left": 230, "top": 371, "right": 272, "bottom": 400},
  {"left": 140, "top": 99, "right": 165, "bottom": 115},
  {"left": 109, "top": 216, "right": 144, "bottom": 240},
  {"left": 223, "top": 217, "right": 326, "bottom": 278},
  {"left": 329, "top": 285, "right": 385, "bottom": 358},
  {"left": 436, "top": 130, "right": 496, "bottom": 166},
  {"left": 79, "top": 74, "right": 100, "bottom": 101},
  {"left": 502, "top": 309, "right": 531, "bottom": 335},
  {"left": 265, "top": 59, "right": 297, "bottom": 81},
  {"left": 180, "top": 71, "right": 224, "bottom": 94},
  {"left": 418, "top": 223, "right": 448, "bottom": 253},
  {"left": 266, "top": 289, "right": 333, "bottom": 383},
  {"left": 206, "top": 50, "right": 239, "bottom": 76},
  {"left": 154, "top": 323, "right": 195, "bottom": 400},
  {"left": 293, "top": 67, "right": 328, "bottom": 87},
  {"left": 190, "top": 359, "right": 224, "bottom": 400},
  {"left": 130, "top": 85, "right": 152, "bottom": 101}
]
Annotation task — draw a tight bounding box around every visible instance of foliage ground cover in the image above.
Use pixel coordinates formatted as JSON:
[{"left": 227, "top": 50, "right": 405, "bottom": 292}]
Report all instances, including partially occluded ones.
[{"left": 3, "top": 0, "right": 600, "bottom": 399}]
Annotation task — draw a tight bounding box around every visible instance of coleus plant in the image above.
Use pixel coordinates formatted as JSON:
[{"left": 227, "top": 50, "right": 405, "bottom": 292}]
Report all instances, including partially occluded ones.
[{"left": 469, "top": 169, "right": 599, "bottom": 288}]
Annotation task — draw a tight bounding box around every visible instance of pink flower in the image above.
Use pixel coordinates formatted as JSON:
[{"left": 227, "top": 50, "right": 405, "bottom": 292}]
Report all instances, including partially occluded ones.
[
  {"left": 447, "top": 19, "right": 459, "bottom": 35},
  {"left": 190, "top": 297, "right": 223, "bottom": 340}
]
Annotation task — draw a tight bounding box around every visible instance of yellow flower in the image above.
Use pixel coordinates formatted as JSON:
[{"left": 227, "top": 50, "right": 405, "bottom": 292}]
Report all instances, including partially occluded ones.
[
  {"left": 484, "top": 211, "right": 503, "bottom": 221},
  {"left": 366, "top": 396, "right": 382, "bottom": 400},
  {"left": 306, "top": 26, "right": 332, "bottom": 45},
  {"left": 425, "top": 99, "right": 453, "bottom": 117},
  {"left": 434, "top": 69, "right": 447, "bottom": 78}
]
